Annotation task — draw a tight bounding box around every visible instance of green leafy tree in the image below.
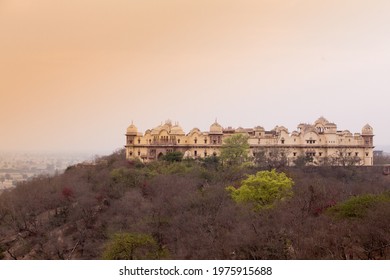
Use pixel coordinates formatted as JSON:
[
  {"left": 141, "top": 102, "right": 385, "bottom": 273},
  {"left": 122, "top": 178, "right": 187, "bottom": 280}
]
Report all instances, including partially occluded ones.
[
  {"left": 161, "top": 151, "right": 183, "bottom": 162},
  {"left": 226, "top": 169, "right": 294, "bottom": 210},
  {"left": 102, "top": 233, "right": 165, "bottom": 260},
  {"left": 110, "top": 167, "right": 145, "bottom": 188},
  {"left": 328, "top": 192, "right": 390, "bottom": 219},
  {"left": 220, "top": 134, "right": 250, "bottom": 166},
  {"left": 201, "top": 155, "right": 220, "bottom": 170}
]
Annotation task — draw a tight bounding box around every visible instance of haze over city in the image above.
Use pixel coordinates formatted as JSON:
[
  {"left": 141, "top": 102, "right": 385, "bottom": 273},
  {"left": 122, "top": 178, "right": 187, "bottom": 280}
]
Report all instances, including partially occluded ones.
[{"left": 1, "top": 0, "right": 390, "bottom": 154}]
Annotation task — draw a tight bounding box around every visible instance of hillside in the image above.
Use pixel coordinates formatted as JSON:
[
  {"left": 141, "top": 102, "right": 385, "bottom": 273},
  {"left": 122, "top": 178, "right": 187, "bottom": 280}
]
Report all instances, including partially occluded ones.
[{"left": 0, "top": 149, "right": 389, "bottom": 260}]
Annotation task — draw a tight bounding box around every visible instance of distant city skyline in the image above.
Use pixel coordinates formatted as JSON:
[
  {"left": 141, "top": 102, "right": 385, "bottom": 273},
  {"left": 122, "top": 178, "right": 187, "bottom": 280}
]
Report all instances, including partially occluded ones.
[{"left": 1, "top": 1, "right": 390, "bottom": 154}]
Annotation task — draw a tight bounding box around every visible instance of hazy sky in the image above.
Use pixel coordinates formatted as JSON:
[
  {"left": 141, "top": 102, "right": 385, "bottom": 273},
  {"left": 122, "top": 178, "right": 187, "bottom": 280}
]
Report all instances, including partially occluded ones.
[{"left": 1, "top": 0, "right": 390, "bottom": 154}]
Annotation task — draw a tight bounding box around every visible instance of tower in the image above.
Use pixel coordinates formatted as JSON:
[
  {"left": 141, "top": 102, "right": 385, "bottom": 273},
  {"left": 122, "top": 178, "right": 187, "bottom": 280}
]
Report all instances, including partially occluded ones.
[
  {"left": 125, "top": 122, "right": 138, "bottom": 158},
  {"left": 361, "top": 124, "right": 374, "bottom": 165}
]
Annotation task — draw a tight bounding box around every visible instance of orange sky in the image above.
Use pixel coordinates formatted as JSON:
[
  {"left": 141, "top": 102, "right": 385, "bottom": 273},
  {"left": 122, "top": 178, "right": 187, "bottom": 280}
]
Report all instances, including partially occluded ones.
[{"left": 1, "top": 0, "right": 390, "bottom": 153}]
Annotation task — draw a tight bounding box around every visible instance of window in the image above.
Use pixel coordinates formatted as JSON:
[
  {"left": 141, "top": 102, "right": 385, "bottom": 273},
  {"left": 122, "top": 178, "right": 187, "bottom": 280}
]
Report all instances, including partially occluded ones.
[
  {"left": 355, "top": 152, "right": 359, "bottom": 156},
  {"left": 204, "top": 151, "right": 207, "bottom": 157},
  {"left": 129, "top": 152, "right": 133, "bottom": 156},
  {"left": 138, "top": 151, "right": 141, "bottom": 156},
  {"left": 366, "top": 152, "right": 369, "bottom": 156},
  {"left": 319, "top": 152, "right": 322, "bottom": 156},
  {"left": 138, "top": 139, "right": 141, "bottom": 144},
  {"left": 194, "top": 138, "right": 197, "bottom": 144},
  {"left": 177, "top": 139, "right": 181, "bottom": 144},
  {"left": 281, "top": 139, "right": 285, "bottom": 144},
  {"left": 293, "top": 152, "right": 297, "bottom": 156},
  {"left": 204, "top": 138, "right": 207, "bottom": 144},
  {"left": 194, "top": 150, "right": 198, "bottom": 157}
]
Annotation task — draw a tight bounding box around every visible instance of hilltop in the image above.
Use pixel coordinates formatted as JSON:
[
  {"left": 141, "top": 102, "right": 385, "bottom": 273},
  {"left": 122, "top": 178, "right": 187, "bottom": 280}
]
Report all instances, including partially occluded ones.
[{"left": 0, "top": 149, "right": 389, "bottom": 260}]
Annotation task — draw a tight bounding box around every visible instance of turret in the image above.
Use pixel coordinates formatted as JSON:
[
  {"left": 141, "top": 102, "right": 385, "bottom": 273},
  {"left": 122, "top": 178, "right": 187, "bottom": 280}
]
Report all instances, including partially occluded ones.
[
  {"left": 126, "top": 122, "right": 138, "bottom": 145},
  {"left": 361, "top": 124, "right": 374, "bottom": 147}
]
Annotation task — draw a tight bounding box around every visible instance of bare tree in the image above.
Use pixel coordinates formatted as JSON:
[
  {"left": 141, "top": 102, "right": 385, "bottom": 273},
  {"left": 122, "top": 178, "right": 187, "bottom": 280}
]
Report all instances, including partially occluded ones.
[{"left": 254, "top": 147, "right": 288, "bottom": 170}]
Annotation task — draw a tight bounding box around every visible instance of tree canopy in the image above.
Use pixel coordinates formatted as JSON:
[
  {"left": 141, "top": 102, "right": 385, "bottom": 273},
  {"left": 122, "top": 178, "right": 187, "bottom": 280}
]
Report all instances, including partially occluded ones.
[
  {"left": 226, "top": 169, "right": 294, "bottom": 210},
  {"left": 328, "top": 192, "right": 390, "bottom": 219},
  {"left": 161, "top": 151, "right": 183, "bottom": 162},
  {"left": 102, "top": 233, "right": 163, "bottom": 260},
  {"left": 220, "top": 134, "right": 250, "bottom": 166}
]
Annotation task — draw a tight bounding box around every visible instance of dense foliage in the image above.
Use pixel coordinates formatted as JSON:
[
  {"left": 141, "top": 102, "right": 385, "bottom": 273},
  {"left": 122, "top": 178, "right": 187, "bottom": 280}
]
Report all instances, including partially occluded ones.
[
  {"left": 220, "top": 134, "right": 250, "bottom": 165},
  {"left": 102, "top": 233, "right": 163, "bottom": 260},
  {"left": 226, "top": 170, "right": 294, "bottom": 210},
  {"left": 0, "top": 149, "right": 389, "bottom": 260},
  {"left": 328, "top": 192, "right": 390, "bottom": 219}
]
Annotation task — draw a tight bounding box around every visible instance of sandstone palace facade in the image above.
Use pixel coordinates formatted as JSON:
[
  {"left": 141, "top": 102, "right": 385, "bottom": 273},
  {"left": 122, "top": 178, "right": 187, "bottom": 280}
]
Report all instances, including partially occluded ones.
[{"left": 125, "top": 117, "right": 374, "bottom": 166}]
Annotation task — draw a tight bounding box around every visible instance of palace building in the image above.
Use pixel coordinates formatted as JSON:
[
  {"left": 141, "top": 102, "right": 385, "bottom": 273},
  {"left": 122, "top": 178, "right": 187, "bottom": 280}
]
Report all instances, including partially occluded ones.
[{"left": 125, "top": 117, "right": 374, "bottom": 166}]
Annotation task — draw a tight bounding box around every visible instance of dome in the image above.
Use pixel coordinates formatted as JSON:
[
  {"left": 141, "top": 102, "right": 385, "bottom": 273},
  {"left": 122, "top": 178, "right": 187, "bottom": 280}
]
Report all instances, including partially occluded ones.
[
  {"left": 236, "top": 127, "right": 246, "bottom": 133},
  {"left": 151, "top": 124, "right": 163, "bottom": 135},
  {"left": 314, "top": 116, "right": 329, "bottom": 126},
  {"left": 303, "top": 125, "right": 317, "bottom": 134},
  {"left": 210, "top": 121, "right": 223, "bottom": 134},
  {"left": 161, "top": 120, "right": 172, "bottom": 131},
  {"left": 126, "top": 123, "right": 138, "bottom": 135},
  {"left": 362, "top": 124, "right": 373, "bottom": 135},
  {"left": 277, "top": 125, "right": 288, "bottom": 133},
  {"left": 171, "top": 124, "right": 185, "bottom": 135},
  {"left": 188, "top": 128, "right": 201, "bottom": 136},
  {"left": 254, "top": 125, "right": 264, "bottom": 131}
]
